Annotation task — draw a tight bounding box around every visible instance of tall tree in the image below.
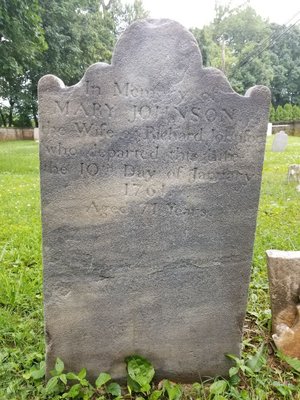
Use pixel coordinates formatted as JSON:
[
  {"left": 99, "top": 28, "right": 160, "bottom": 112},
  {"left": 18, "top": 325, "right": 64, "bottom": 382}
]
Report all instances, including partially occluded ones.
[
  {"left": 0, "top": 0, "right": 46, "bottom": 126},
  {"left": 225, "top": 8, "right": 273, "bottom": 92},
  {"left": 109, "top": 0, "right": 149, "bottom": 37},
  {"left": 191, "top": 3, "right": 300, "bottom": 106},
  {"left": 269, "top": 23, "right": 300, "bottom": 106},
  {"left": 0, "top": 0, "right": 149, "bottom": 127}
]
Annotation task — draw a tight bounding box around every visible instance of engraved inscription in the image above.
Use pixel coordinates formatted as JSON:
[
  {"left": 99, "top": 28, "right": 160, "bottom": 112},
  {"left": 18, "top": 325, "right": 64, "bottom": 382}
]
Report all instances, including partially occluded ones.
[
  {"left": 114, "top": 81, "right": 158, "bottom": 98},
  {"left": 86, "top": 202, "right": 127, "bottom": 216},
  {"left": 55, "top": 100, "right": 69, "bottom": 115},
  {"left": 75, "top": 122, "right": 114, "bottom": 138},
  {"left": 190, "top": 168, "right": 255, "bottom": 183},
  {"left": 84, "top": 200, "right": 210, "bottom": 219},
  {"left": 141, "top": 202, "right": 210, "bottom": 217},
  {"left": 85, "top": 145, "right": 159, "bottom": 161},
  {"left": 124, "top": 182, "right": 165, "bottom": 196},
  {"left": 42, "top": 161, "right": 68, "bottom": 175},
  {"left": 44, "top": 142, "right": 77, "bottom": 157},
  {"left": 85, "top": 80, "right": 101, "bottom": 96},
  {"left": 80, "top": 162, "right": 113, "bottom": 177},
  {"left": 124, "top": 165, "right": 157, "bottom": 181},
  {"left": 55, "top": 100, "right": 114, "bottom": 117}
]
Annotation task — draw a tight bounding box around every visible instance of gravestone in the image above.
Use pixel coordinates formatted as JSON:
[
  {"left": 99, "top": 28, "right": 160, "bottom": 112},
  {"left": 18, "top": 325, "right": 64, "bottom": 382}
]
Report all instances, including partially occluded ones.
[
  {"left": 267, "top": 250, "right": 300, "bottom": 358},
  {"left": 287, "top": 164, "right": 300, "bottom": 183},
  {"left": 272, "top": 130, "right": 288, "bottom": 152},
  {"left": 34, "top": 127, "right": 39, "bottom": 142},
  {"left": 38, "top": 19, "right": 270, "bottom": 381}
]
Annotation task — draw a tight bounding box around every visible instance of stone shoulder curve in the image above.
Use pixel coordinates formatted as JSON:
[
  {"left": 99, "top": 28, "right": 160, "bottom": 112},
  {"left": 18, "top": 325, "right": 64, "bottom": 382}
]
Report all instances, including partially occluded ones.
[
  {"left": 245, "top": 85, "right": 271, "bottom": 103},
  {"left": 38, "top": 75, "right": 65, "bottom": 93},
  {"left": 38, "top": 62, "right": 110, "bottom": 94},
  {"left": 38, "top": 18, "right": 271, "bottom": 104}
]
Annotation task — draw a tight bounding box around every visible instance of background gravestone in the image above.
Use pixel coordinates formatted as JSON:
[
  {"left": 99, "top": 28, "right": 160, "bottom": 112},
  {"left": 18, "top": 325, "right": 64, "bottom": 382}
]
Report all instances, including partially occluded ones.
[
  {"left": 272, "top": 130, "right": 288, "bottom": 152},
  {"left": 38, "top": 19, "right": 270, "bottom": 381},
  {"left": 287, "top": 164, "right": 300, "bottom": 183}
]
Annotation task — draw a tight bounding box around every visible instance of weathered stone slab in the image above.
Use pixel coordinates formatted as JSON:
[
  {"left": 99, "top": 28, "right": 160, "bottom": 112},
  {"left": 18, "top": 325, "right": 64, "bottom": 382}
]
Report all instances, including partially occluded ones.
[
  {"left": 287, "top": 164, "right": 300, "bottom": 183},
  {"left": 267, "top": 250, "right": 300, "bottom": 358},
  {"left": 38, "top": 19, "right": 270, "bottom": 381},
  {"left": 272, "top": 131, "right": 288, "bottom": 152}
]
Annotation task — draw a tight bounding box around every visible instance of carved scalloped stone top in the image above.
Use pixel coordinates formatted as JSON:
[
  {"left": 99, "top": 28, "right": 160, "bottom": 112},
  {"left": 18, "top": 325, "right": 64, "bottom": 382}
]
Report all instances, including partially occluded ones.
[
  {"left": 39, "top": 19, "right": 271, "bottom": 381},
  {"left": 39, "top": 19, "right": 270, "bottom": 102}
]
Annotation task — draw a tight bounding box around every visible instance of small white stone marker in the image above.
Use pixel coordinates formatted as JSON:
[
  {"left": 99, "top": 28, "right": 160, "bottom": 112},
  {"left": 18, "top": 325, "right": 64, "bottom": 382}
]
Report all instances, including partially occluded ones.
[{"left": 271, "top": 131, "right": 288, "bottom": 152}]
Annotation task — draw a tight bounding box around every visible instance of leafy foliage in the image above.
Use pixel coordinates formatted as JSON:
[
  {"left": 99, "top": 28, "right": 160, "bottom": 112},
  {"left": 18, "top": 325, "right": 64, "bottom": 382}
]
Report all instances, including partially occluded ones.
[
  {"left": 270, "top": 103, "right": 300, "bottom": 122},
  {"left": 1, "top": 1, "right": 300, "bottom": 126},
  {"left": 191, "top": 3, "right": 300, "bottom": 106},
  {"left": 0, "top": 0, "right": 148, "bottom": 127},
  {"left": 161, "top": 380, "right": 182, "bottom": 400},
  {"left": 0, "top": 0, "right": 47, "bottom": 126},
  {"left": 126, "top": 355, "right": 155, "bottom": 394},
  {"left": 270, "top": 23, "right": 300, "bottom": 106},
  {"left": 278, "top": 351, "right": 300, "bottom": 374},
  {"left": 95, "top": 372, "right": 112, "bottom": 388}
]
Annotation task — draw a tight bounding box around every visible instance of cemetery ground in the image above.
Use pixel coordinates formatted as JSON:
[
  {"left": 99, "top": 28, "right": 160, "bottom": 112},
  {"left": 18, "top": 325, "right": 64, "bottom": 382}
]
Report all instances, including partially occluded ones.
[{"left": 0, "top": 137, "right": 299, "bottom": 400}]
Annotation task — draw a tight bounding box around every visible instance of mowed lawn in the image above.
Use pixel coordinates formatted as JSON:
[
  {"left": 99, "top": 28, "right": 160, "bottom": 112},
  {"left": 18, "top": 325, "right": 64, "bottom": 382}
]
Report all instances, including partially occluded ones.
[{"left": 0, "top": 137, "right": 299, "bottom": 399}]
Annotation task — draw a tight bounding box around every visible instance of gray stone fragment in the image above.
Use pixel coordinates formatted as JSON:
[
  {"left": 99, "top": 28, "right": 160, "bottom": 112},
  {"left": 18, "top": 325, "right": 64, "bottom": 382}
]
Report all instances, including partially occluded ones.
[
  {"left": 271, "top": 131, "right": 288, "bottom": 152},
  {"left": 267, "top": 250, "right": 300, "bottom": 358},
  {"left": 287, "top": 164, "right": 300, "bottom": 183},
  {"left": 38, "top": 19, "right": 270, "bottom": 381}
]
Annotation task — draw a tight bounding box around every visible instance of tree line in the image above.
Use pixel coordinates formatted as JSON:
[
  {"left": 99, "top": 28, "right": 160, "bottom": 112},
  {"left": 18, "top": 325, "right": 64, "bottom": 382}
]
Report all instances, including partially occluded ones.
[
  {"left": 191, "top": 4, "right": 300, "bottom": 113},
  {"left": 270, "top": 104, "right": 300, "bottom": 122},
  {"left": 0, "top": 1, "right": 299, "bottom": 127}
]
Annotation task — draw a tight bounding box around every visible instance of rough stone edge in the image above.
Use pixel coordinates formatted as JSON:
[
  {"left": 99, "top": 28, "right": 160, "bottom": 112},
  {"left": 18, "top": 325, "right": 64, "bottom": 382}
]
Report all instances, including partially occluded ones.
[
  {"left": 266, "top": 250, "right": 300, "bottom": 260},
  {"left": 37, "top": 18, "right": 271, "bottom": 106}
]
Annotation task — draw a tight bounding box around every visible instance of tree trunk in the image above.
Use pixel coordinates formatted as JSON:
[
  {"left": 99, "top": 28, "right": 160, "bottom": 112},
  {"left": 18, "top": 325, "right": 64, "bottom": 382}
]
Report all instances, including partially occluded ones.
[
  {"left": 32, "top": 104, "right": 39, "bottom": 127},
  {"left": 0, "top": 109, "right": 7, "bottom": 127},
  {"left": 8, "top": 100, "right": 14, "bottom": 127}
]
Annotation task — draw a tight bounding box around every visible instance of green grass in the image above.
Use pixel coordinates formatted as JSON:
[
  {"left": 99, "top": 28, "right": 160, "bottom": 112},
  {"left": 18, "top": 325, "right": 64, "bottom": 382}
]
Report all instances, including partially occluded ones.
[
  {"left": 0, "top": 141, "right": 44, "bottom": 399},
  {"left": 250, "top": 138, "right": 300, "bottom": 328},
  {"left": 0, "top": 138, "right": 299, "bottom": 399}
]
